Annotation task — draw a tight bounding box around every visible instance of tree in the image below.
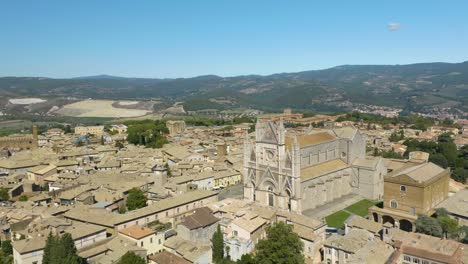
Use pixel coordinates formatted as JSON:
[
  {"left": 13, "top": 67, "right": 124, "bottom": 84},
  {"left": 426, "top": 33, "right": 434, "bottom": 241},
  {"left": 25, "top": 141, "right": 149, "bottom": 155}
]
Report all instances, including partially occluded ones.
[
  {"left": 1, "top": 241, "right": 12, "bottom": 256},
  {"left": 126, "top": 188, "right": 147, "bottom": 211},
  {"left": 165, "top": 163, "right": 172, "bottom": 177},
  {"left": 236, "top": 254, "right": 256, "bottom": 264},
  {"left": 42, "top": 233, "right": 55, "bottom": 264},
  {"left": 373, "top": 148, "right": 379, "bottom": 157},
  {"left": 118, "top": 251, "right": 146, "bottom": 264},
  {"left": 254, "top": 222, "right": 304, "bottom": 264},
  {"left": 429, "top": 153, "right": 449, "bottom": 169},
  {"left": 18, "top": 195, "right": 28, "bottom": 202},
  {"left": 115, "top": 141, "right": 124, "bottom": 149},
  {"left": 438, "top": 216, "right": 458, "bottom": 238},
  {"left": 452, "top": 168, "right": 468, "bottom": 183},
  {"left": 42, "top": 232, "right": 82, "bottom": 264},
  {"left": 434, "top": 208, "right": 449, "bottom": 217},
  {"left": 125, "top": 120, "right": 168, "bottom": 149},
  {"left": 0, "top": 188, "right": 9, "bottom": 202},
  {"left": 457, "top": 225, "right": 468, "bottom": 243},
  {"left": 415, "top": 215, "right": 442, "bottom": 237},
  {"left": 212, "top": 225, "right": 224, "bottom": 264},
  {"left": 64, "top": 125, "right": 72, "bottom": 134}
]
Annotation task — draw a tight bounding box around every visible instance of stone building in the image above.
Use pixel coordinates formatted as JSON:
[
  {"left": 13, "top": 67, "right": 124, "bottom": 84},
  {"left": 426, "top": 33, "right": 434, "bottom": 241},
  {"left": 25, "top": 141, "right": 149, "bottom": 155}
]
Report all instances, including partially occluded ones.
[
  {"left": 243, "top": 120, "right": 386, "bottom": 214},
  {"left": 74, "top": 125, "right": 104, "bottom": 136},
  {"left": 369, "top": 159, "right": 450, "bottom": 232},
  {"left": 166, "top": 120, "right": 186, "bottom": 136},
  {"left": 177, "top": 207, "right": 219, "bottom": 244},
  {"left": 0, "top": 125, "right": 38, "bottom": 150}
]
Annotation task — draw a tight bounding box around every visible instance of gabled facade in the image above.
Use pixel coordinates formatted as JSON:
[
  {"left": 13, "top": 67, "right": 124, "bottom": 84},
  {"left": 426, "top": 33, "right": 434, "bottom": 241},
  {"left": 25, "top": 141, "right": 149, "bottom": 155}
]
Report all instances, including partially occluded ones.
[{"left": 244, "top": 120, "right": 385, "bottom": 214}]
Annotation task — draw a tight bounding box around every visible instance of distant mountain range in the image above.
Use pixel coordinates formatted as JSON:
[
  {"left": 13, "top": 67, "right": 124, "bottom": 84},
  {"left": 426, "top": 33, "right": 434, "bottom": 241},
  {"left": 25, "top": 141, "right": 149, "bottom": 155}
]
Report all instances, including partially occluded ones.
[{"left": 1, "top": 61, "right": 468, "bottom": 114}]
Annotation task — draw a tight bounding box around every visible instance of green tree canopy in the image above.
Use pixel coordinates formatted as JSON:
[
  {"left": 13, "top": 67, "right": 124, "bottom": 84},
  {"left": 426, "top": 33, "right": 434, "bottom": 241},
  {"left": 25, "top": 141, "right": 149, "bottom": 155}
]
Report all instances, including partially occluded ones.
[
  {"left": 124, "top": 120, "right": 168, "bottom": 149},
  {"left": 1, "top": 241, "right": 12, "bottom": 256},
  {"left": 438, "top": 216, "right": 458, "bottom": 238},
  {"left": 415, "top": 215, "right": 443, "bottom": 238},
  {"left": 254, "top": 222, "right": 304, "bottom": 264},
  {"left": 42, "top": 232, "right": 82, "bottom": 264},
  {"left": 434, "top": 208, "right": 449, "bottom": 217},
  {"left": 126, "top": 188, "right": 147, "bottom": 211},
  {"left": 118, "top": 251, "right": 146, "bottom": 264},
  {"left": 0, "top": 188, "right": 9, "bottom": 201},
  {"left": 429, "top": 153, "right": 449, "bottom": 169}
]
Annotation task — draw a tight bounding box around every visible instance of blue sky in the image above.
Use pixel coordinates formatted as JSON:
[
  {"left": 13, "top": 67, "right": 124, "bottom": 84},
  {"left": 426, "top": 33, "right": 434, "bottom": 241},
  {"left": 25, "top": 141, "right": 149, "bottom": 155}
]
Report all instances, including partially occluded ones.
[{"left": 1, "top": 0, "right": 467, "bottom": 78}]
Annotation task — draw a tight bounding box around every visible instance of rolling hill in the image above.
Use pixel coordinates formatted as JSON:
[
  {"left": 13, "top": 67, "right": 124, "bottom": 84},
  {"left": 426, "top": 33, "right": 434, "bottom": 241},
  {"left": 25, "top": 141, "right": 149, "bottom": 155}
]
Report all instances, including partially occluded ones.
[{"left": 1, "top": 61, "right": 468, "bottom": 114}]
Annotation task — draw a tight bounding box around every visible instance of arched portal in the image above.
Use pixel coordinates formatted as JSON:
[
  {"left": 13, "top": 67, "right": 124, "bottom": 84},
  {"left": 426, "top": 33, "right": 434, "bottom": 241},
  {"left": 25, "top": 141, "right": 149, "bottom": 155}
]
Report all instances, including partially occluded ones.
[
  {"left": 399, "top": 219, "right": 413, "bottom": 232},
  {"left": 382, "top": 215, "right": 395, "bottom": 227}
]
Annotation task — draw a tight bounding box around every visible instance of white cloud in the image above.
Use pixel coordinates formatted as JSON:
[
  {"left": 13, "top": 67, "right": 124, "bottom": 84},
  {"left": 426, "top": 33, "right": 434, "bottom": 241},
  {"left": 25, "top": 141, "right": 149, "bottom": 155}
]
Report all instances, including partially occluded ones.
[{"left": 387, "top": 22, "right": 402, "bottom": 32}]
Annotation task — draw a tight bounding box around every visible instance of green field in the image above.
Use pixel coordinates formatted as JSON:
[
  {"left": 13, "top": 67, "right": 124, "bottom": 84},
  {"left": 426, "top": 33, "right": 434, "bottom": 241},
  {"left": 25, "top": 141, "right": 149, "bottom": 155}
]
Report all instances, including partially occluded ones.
[
  {"left": 325, "top": 211, "right": 350, "bottom": 229},
  {"left": 344, "top": 199, "right": 377, "bottom": 217},
  {"left": 325, "top": 199, "right": 378, "bottom": 228}
]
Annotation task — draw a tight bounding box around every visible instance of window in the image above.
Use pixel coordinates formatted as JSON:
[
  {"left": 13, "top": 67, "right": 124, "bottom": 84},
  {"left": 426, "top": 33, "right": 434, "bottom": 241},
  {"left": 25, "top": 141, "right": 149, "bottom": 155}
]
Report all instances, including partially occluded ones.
[
  {"left": 422, "top": 261, "right": 429, "bottom": 264},
  {"left": 400, "top": 185, "right": 407, "bottom": 192},
  {"left": 159, "top": 239, "right": 161, "bottom": 244},
  {"left": 413, "top": 258, "right": 420, "bottom": 263},
  {"left": 404, "top": 256, "right": 411, "bottom": 261},
  {"left": 140, "top": 241, "right": 144, "bottom": 247},
  {"left": 390, "top": 200, "right": 398, "bottom": 208},
  {"left": 150, "top": 238, "right": 153, "bottom": 243},
  {"left": 410, "top": 207, "right": 416, "bottom": 215}
]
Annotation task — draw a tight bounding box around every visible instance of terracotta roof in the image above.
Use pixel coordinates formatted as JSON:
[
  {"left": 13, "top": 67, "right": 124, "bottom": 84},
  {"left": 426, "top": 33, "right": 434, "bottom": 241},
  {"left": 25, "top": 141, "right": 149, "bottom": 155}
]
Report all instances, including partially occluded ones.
[
  {"left": 231, "top": 217, "right": 266, "bottom": 234},
  {"left": 180, "top": 207, "right": 219, "bottom": 230},
  {"left": 393, "top": 232, "right": 465, "bottom": 264},
  {"left": 149, "top": 251, "right": 191, "bottom": 264},
  {"left": 119, "top": 225, "right": 155, "bottom": 239},
  {"left": 387, "top": 162, "right": 447, "bottom": 184}
]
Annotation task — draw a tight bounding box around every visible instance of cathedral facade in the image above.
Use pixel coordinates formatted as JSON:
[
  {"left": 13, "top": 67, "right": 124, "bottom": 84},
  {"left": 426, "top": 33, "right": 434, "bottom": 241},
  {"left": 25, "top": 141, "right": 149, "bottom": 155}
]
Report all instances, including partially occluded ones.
[{"left": 243, "top": 120, "right": 386, "bottom": 214}]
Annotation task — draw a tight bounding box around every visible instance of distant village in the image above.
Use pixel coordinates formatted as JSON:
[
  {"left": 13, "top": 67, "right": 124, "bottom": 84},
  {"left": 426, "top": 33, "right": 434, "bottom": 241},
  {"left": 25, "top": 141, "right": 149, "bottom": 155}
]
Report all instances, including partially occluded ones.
[{"left": 0, "top": 109, "right": 467, "bottom": 264}]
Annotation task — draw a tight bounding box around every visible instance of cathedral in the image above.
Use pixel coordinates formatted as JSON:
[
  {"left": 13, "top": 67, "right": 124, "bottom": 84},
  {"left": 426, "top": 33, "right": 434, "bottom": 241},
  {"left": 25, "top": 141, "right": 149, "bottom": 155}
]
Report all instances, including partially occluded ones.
[{"left": 243, "top": 120, "right": 386, "bottom": 214}]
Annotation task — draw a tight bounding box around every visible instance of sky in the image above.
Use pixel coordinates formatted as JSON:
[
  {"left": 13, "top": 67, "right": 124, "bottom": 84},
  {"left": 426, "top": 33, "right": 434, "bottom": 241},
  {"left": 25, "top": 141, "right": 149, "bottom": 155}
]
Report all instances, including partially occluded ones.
[{"left": 1, "top": 0, "right": 468, "bottom": 78}]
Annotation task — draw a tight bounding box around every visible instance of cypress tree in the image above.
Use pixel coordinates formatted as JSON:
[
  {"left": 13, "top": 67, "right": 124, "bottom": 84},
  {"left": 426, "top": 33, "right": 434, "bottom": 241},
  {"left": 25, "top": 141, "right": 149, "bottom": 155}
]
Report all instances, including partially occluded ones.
[
  {"left": 42, "top": 232, "right": 55, "bottom": 264},
  {"left": 212, "top": 224, "right": 224, "bottom": 263}
]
